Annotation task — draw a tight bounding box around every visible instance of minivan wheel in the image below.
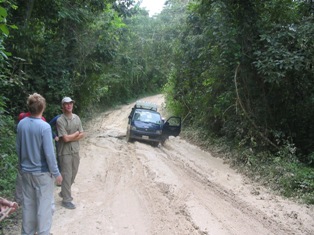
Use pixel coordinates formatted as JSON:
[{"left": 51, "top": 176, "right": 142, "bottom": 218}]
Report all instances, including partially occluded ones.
[
  {"left": 151, "top": 142, "right": 159, "bottom": 147},
  {"left": 126, "top": 131, "right": 133, "bottom": 142}
]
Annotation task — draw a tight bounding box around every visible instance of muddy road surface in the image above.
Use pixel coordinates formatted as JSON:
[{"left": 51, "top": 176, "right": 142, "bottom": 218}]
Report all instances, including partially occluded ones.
[{"left": 8, "top": 94, "right": 314, "bottom": 235}]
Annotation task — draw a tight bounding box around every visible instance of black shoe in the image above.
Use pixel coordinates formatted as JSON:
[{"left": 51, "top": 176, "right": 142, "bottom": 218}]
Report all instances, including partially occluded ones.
[{"left": 62, "top": 201, "right": 76, "bottom": 209}]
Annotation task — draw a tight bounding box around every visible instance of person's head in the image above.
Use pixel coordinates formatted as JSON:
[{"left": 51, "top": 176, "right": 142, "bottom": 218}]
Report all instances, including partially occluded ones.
[
  {"left": 27, "top": 93, "right": 46, "bottom": 116},
  {"left": 61, "top": 97, "right": 75, "bottom": 113}
]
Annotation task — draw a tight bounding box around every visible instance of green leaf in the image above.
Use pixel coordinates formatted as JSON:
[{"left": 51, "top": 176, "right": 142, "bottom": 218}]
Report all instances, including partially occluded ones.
[
  {"left": 0, "top": 23, "right": 9, "bottom": 35},
  {"left": 0, "top": 7, "right": 7, "bottom": 21}
]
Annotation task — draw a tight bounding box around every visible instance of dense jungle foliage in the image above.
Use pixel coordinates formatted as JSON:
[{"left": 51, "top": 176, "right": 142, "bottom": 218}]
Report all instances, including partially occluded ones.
[{"left": 0, "top": 0, "right": 313, "bottom": 210}]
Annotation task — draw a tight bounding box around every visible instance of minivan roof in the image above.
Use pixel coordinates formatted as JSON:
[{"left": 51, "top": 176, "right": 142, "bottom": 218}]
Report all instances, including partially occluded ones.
[{"left": 135, "top": 101, "right": 157, "bottom": 111}]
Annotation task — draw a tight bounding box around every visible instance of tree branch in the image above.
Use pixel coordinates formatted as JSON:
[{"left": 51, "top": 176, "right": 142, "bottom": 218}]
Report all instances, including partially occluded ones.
[{"left": 234, "top": 64, "right": 278, "bottom": 149}]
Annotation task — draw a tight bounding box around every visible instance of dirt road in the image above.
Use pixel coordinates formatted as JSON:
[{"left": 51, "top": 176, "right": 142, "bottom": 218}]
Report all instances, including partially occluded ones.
[{"left": 8, "top": 94, "right": 313, "bottom": 234}]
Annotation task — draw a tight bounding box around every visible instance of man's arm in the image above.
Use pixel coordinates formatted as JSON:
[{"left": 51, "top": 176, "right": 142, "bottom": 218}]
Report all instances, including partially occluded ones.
[{"left": 62, "top": 131, "right": 84, "bottom": 143}]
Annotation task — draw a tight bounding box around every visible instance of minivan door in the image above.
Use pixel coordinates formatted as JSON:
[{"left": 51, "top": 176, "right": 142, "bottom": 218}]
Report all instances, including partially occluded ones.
[{"left": 162, "top": 116, "right": 181, "bottom": 138}]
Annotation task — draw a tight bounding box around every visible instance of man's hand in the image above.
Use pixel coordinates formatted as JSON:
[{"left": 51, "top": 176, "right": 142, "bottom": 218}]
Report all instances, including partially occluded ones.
[
  {"left": 55, "top": 175, "right": 63, "bottom": 185},
  {"left": 0, "top": 197, "right": 19, "bottom": 221}
]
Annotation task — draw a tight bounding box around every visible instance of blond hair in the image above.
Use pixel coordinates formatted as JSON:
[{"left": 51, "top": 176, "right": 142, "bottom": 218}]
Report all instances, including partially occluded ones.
[{"left": 27, "top": 93, "right": 46, "bottom": 115}]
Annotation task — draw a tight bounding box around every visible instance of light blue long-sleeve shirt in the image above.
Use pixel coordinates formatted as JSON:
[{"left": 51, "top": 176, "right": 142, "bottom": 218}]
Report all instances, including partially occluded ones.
[{"left": 16, "top": 117, "right": 60, "bottom": 178}]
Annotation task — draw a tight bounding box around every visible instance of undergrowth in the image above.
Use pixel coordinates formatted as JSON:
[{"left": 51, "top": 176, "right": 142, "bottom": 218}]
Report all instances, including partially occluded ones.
[
  {"left": 181, "top": 126, "right": 314, "bottom": 205},
  {"left": 0, "top": 114, "right": 20, "bottom": 234},
  {"left": 0, "top": 115, "right": 18, "bottom": 197}
]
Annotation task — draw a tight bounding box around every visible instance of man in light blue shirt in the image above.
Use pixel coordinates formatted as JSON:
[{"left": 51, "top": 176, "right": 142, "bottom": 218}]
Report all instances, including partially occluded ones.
[{"left": 16, "top": 93, "right": 62, "bottom": 235}]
